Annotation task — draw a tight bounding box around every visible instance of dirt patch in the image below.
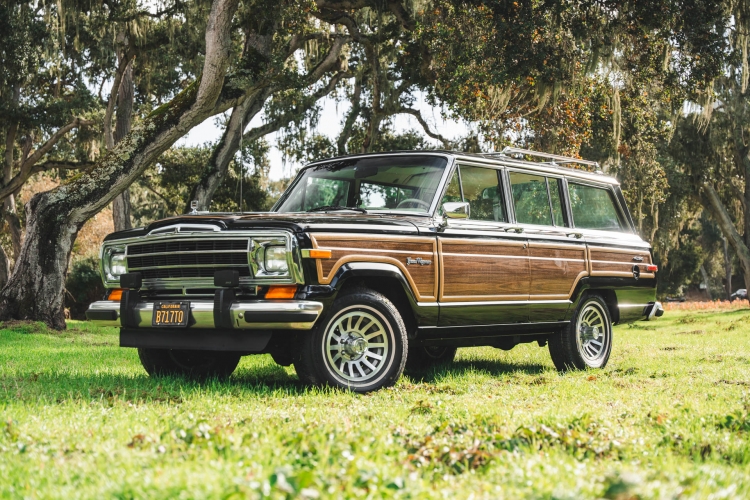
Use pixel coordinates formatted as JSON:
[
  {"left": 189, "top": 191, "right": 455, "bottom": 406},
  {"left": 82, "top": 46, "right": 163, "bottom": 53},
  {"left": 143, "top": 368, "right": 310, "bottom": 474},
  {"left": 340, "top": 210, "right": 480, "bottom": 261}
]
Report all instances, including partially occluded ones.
[{"left": 0, "top": 321, "right": 49, "bottom": 334}]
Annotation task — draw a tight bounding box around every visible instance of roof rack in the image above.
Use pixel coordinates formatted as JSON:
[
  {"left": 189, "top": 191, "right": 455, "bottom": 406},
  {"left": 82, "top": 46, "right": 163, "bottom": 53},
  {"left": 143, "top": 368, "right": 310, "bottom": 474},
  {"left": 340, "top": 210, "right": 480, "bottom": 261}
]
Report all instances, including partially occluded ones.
[{"left": 483, "top": 147, "right": 601, "bottom": 172}]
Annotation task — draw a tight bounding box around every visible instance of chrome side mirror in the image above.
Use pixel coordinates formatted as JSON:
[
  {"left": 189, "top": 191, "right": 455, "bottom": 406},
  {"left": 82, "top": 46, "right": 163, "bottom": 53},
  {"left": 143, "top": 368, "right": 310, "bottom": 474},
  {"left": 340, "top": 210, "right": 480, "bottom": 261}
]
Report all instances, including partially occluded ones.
[{"left": 442, "top": 202, "right": 470, "bottom": 219}]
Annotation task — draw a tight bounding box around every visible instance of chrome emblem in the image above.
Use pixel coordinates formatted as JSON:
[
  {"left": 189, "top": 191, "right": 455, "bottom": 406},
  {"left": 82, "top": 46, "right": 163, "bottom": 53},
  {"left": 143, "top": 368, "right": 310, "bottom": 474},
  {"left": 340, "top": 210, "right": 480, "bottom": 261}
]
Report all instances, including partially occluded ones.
[{"left": 406, "top": 257, "right": 432, "bottom": 266}]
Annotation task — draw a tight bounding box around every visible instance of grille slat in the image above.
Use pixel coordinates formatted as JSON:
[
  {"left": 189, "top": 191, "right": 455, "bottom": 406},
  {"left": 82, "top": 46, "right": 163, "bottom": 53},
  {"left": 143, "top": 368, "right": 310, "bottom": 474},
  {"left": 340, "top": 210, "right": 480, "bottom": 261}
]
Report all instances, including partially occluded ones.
[{"left": 126, "top": 239, "right": 250, "bottom": 281}]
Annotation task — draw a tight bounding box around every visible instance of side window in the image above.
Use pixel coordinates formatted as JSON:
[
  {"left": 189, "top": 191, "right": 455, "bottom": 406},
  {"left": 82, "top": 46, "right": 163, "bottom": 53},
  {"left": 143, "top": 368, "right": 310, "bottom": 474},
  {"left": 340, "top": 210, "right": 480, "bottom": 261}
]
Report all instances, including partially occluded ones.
[
  {"left": 460, "top": 165, "right": 506, "bottom": 222},
  {"left": 549, "top": 178, "right": 567, "bottom": 227},
  {"left": 510, "top": 172, "right": 553, "bottom": 225},
  {"left": 439, "top": 168, "right": 462, "bottom": 210},
  {"left": 568, "top": 183, "right": 625, "bottom": 231}
]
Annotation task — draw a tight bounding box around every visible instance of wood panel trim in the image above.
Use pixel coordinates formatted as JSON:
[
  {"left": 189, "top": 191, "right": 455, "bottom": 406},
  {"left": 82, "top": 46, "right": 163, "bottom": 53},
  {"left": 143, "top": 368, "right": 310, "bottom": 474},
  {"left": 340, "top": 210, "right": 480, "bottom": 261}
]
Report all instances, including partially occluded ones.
[
  {"left": 439, "top": 237, "right": 529, "bottom": 302},
  {"left": 310, "top": 233, "right": 438, "bottom": 302}
]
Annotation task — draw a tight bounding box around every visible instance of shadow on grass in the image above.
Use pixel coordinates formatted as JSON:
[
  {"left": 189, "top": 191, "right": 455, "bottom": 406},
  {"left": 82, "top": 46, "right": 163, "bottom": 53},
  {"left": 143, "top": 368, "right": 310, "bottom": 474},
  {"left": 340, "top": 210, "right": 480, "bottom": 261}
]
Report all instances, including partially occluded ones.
[
  {"left": 1, "top": 357, "right": 552, "bottom": 403},
  {"left": 407, "top": 359, "right": 549, "bottom": 383}
]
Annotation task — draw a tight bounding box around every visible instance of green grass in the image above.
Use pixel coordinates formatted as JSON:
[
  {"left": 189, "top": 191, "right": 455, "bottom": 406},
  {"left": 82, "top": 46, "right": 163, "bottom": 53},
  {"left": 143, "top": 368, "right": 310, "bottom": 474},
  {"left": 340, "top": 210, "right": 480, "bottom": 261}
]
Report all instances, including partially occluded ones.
[{"left": 1, "top": 309, "right": 750, "bottom": 499}]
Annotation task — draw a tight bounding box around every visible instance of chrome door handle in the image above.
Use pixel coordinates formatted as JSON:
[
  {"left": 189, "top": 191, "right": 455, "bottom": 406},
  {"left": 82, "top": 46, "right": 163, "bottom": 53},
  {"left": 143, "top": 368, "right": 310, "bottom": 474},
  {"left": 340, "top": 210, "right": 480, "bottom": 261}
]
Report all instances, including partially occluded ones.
[
  {"left": 632, "top": 256, "right": 644, "bottom": 262},
  {"left": 566, "top": 232, "right": 583, "bottom": 239},
  {"left": 505, "top": 226, "right": 524, "bottom": 233}
]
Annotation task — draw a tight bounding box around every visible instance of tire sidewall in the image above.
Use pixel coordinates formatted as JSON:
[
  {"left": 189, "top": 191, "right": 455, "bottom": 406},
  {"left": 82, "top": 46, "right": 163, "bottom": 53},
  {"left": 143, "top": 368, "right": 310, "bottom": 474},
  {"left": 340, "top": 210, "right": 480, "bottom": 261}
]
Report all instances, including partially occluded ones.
[
  {"left": 311, "top": 290, "right": 406, "bottom": 392},
  {"left": 572, "top": 296, "right": 612, "bottom": 369}
]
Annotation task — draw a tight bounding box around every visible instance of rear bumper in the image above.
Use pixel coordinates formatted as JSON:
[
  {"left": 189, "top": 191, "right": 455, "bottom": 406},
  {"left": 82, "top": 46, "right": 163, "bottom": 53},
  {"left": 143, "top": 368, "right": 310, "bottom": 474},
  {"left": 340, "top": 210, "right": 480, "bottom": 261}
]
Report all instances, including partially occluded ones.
[{"left": 85, "top": 299, "right": 324, "bottom": 330}]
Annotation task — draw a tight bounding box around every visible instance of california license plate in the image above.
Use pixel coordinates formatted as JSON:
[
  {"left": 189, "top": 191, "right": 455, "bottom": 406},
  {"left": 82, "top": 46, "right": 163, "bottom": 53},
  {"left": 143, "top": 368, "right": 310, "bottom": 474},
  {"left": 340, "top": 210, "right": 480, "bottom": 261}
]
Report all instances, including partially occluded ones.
[{"left": 152, "top": 301, "right": 189, "bottom": 327}]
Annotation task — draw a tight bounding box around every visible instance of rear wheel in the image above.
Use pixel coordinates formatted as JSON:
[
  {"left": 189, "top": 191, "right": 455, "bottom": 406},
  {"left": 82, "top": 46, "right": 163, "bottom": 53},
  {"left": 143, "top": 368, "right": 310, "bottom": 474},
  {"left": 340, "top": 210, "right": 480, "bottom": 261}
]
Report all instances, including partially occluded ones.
[
  {"left": 549, "top": 295, "right": 612, "bottom": 371},
  {"left": 406, "top": 345, "right": 457, "bottom": 373},
  {"left": 137, "top": 348, "right": 241, "bottom": 379},
  {"left": 295, "top": 288, "right": 407, "bottom": 393}
]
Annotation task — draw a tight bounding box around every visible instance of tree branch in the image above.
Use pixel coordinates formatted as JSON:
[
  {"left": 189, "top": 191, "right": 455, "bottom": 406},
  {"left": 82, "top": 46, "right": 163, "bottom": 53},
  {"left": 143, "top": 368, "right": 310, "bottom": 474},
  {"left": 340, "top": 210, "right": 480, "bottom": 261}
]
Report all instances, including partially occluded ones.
[
  {"left": 0, "top": 118, "right": 95, "bottom": 200},
  {"left": 397, "top": 107, "right": 452, "bottom": 148},
  {"left": 104, "top": 52, "right": 134, "bottom": 149}
]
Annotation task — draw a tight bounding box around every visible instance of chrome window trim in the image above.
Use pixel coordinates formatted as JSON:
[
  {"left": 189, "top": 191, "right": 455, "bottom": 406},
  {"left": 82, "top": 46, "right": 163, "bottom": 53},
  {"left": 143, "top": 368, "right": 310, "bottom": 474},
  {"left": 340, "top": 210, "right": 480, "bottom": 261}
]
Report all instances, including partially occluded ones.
[{"left": 100, "top": 230, "right": 304, "bottom": 289}]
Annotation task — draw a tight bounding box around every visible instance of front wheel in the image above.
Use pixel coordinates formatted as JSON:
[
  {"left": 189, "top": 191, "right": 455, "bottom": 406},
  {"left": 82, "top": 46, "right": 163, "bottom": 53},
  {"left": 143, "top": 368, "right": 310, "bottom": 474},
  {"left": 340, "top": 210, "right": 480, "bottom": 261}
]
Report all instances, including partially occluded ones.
[
  {"left": 294, "top": 288, "right": 407, "bottom": 393},
  {"left": 137, "top": 348, "right": 241, "bottom": 379},
  {"left": 548, "top": 295, "right": 612, "bottom": 371}
]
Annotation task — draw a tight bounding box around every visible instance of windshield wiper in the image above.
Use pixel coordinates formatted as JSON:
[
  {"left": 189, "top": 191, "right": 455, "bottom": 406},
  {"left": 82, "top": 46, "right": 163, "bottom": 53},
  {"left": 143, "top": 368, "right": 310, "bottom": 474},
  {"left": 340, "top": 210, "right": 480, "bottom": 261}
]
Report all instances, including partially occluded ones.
[{"left": 308, "top": 205, "right": 367, "bottom": 213}]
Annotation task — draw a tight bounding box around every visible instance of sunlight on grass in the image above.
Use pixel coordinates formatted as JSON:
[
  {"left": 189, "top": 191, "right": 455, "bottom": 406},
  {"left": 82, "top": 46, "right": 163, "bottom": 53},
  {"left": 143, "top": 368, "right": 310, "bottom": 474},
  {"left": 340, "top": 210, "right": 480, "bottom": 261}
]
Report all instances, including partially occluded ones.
[{"left": 1, "top": 307, "right": 749, "bottom": 498}]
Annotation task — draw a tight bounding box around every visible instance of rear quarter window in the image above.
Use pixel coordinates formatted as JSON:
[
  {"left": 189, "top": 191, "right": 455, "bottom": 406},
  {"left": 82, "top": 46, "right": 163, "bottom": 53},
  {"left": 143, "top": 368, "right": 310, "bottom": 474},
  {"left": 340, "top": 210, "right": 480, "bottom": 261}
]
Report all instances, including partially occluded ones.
[{"left": 568, "top": 183, "right": 628, "bottom": 232}]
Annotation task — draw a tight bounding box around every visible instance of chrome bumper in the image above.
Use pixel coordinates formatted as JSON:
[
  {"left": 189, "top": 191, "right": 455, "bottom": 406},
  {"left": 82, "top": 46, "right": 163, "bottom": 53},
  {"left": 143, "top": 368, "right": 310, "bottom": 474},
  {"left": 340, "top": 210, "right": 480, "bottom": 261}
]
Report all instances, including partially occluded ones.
[{"left": 85, "top": 300, "right": 324, "bottom": 330}]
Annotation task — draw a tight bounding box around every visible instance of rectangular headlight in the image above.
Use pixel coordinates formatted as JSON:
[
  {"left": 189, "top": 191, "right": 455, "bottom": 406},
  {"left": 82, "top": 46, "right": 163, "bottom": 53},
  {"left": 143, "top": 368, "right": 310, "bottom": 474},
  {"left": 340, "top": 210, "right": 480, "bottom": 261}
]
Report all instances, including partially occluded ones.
[
  {"left": 102, "top": 246, "right": 126, "bottom": 282},
  {"left": 264, "top": 246, "right": 289, "bottom": 273}
]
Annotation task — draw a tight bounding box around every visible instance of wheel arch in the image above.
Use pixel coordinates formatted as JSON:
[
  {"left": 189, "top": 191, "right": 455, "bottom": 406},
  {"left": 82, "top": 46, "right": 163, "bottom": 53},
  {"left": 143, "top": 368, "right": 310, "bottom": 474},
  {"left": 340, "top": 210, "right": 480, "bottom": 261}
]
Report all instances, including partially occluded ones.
[
  {"left": 570, "top": 280, "right": 620, "bottom": 324},
  {"left": 328, "top": 262, "right": 424, "bottom": 336}
]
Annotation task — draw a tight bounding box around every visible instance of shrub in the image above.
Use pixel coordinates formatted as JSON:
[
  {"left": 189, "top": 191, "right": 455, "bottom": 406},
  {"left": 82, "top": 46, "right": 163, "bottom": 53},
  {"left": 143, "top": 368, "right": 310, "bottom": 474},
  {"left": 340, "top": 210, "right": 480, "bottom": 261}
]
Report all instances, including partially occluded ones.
[{"left": 65, "top": 256, "right": 105, "bottom": 320}]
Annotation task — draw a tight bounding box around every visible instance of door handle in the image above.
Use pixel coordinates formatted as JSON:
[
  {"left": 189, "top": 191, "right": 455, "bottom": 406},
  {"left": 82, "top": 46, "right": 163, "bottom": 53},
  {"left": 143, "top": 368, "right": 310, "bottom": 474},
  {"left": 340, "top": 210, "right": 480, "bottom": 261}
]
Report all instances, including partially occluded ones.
[
  {"left": 632, "top": 256, "right": 644, "bottom": 262},
  {"left": 566, "top": 232, "right": 583, "bottom": 239},
  {"left": 505, "top": 226, "right": 524, "bottom": 233}
]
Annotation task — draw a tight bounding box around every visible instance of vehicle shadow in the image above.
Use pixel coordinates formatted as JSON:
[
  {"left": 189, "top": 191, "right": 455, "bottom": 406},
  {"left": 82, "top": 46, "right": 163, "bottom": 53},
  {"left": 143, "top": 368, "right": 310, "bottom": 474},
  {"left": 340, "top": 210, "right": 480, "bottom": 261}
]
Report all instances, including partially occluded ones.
[
  {"left": 406, "top": 359, "right": 550, "bottom": 383},
  {"left": 2, "top": 359, "right": 551, "bottom": 404}
]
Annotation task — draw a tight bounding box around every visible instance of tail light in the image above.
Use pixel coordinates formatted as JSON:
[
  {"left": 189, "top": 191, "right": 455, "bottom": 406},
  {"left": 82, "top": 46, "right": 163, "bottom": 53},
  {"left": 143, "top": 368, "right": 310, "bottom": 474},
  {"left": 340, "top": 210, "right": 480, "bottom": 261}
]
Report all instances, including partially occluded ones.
[{"left": 646, "top": 265, "right": 658, "bottom": 272}]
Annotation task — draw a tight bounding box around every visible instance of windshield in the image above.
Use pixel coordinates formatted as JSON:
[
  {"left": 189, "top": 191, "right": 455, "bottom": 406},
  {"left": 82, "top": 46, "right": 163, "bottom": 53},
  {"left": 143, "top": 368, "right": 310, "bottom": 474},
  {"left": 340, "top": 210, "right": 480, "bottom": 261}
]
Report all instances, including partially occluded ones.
[{"left": 274, "top": 155, "right": 449, "bottom": 214}]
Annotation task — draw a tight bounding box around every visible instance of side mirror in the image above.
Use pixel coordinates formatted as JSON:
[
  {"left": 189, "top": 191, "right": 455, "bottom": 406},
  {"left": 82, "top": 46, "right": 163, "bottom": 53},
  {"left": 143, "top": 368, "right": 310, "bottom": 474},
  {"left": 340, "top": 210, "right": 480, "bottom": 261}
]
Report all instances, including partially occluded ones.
[{"left": 442, "top": 202, "right": 470, "bottom": 219}]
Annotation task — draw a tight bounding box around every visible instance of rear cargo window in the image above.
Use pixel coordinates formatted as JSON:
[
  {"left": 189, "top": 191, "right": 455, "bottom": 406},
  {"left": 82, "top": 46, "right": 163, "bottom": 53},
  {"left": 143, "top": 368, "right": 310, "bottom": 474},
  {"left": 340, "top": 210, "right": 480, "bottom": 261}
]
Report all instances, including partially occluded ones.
[{"left": 568, "top": 183, "right": 626, "bottom": 231}]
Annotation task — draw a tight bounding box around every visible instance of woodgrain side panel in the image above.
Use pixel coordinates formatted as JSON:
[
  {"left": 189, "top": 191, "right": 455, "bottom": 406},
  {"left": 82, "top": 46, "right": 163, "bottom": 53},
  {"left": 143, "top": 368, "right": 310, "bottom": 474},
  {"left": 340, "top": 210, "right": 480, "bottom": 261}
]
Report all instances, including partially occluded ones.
[
  {"left": 589, "top": 246, "right": 654, "bottom": 279},
  {"left": 439, "top": 238, "right": 529, "bottom": 302},
  {"left": 310, "top": 233, "right": 438, "bottom": 301},
  {"left": 528, "top": 242, "right": 588, "bottom": 300}
]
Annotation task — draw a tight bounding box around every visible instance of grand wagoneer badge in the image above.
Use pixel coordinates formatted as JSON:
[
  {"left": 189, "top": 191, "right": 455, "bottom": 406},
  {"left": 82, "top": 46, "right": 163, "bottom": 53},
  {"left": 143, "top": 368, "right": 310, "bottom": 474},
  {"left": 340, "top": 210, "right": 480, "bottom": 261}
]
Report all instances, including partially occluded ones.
[{"left": 406, "top": 257, "right": 432, "bottom": 266}]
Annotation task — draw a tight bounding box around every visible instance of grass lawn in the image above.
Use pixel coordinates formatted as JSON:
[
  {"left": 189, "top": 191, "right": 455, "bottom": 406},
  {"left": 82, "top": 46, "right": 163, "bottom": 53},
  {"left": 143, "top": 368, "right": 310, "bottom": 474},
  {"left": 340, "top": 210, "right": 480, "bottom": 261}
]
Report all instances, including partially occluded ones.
[{"left": 1, "top": 308, "right": 750, "bottom": 499}]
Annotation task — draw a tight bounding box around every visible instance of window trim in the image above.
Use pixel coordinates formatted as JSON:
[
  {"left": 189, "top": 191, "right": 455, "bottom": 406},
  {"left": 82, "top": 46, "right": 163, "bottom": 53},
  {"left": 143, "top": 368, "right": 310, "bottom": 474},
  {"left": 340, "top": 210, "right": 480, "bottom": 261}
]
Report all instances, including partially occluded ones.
[
  {"left": 565, "top": 179, "right": 633, "bottom": 233},
  {"left": 451, "top": 163, "right": 512, "bottom": 223},
  {"left": 507, "top": 167, "right": 569, "bottom": 229}
]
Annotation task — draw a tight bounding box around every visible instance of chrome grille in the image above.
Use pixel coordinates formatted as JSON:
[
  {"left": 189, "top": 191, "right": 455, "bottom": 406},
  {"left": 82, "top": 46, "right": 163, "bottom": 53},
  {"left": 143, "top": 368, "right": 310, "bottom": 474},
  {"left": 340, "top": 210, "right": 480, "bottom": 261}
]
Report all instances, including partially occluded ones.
[{"left": 126, "top": 238, "right": 251, "bottom": 281}]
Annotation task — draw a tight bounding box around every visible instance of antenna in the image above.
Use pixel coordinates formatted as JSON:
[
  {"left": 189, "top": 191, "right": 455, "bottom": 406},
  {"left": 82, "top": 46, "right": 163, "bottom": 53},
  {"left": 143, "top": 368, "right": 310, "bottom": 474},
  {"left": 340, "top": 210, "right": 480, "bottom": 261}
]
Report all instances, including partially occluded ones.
[{"left": 238, "top": 115, "right": 243, "bottom": 213}]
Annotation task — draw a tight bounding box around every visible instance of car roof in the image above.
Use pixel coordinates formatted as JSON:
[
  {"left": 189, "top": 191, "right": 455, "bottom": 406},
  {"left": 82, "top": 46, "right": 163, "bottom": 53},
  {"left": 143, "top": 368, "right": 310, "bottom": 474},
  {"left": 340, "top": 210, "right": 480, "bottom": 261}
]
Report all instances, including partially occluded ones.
[{"left": 302, "top": 150, "right": 620, "bottom": 186}]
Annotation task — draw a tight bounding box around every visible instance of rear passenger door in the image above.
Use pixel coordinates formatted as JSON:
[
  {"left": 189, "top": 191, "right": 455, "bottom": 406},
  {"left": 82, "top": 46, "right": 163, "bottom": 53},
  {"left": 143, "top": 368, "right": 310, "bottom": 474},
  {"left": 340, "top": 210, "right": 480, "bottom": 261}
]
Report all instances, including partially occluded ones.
[
  {"left": 507, "top": 170, "right": 588, "bottom": 323},
  {"left": 437, "top": 163, "right": 530, "bottom": 327}
]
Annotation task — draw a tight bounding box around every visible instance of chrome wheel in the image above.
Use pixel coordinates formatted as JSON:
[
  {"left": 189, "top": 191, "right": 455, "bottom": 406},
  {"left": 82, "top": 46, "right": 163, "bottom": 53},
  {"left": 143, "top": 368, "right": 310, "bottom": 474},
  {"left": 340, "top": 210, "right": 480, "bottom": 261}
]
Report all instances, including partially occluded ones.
[
  {"left": 575, "top": 302, "right": 610, "bottom": 366},
  {"left": 323, "top": 305, "right": 392, "bottom": 384}
]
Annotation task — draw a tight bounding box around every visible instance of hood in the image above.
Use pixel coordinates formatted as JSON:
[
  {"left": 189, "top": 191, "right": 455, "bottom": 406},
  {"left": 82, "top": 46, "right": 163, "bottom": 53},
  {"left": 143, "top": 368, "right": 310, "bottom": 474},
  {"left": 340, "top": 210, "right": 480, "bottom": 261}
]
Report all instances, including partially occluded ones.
[{"left": 103, "top": 212, "right": 437, "bottom": 242}]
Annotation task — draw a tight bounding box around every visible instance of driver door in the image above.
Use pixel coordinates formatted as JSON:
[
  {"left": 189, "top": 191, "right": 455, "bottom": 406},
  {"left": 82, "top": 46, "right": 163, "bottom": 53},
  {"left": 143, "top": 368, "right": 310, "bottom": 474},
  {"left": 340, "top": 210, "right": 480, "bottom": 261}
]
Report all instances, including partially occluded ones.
[{"left": 438, "top": 164, "right": 530, "bottom": 327}]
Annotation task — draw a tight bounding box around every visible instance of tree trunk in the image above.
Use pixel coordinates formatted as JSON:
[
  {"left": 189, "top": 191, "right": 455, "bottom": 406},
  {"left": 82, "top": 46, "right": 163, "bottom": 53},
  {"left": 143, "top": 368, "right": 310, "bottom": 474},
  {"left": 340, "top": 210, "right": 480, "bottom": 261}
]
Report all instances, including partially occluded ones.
[
  {"left": 0, "top": 0, "right": 240, "bottom": 329},
  {"left": 112, "top": 50, "right": 135, "bottom": 231},
  {"left": 723, "top": 235, "right": 733, "bottom": 299},
  {"left": 702, "top": 184, "right": 750, "bottom": 304},
  {"left": 0, "top": 244, "right": 10, "bottom": 291}
]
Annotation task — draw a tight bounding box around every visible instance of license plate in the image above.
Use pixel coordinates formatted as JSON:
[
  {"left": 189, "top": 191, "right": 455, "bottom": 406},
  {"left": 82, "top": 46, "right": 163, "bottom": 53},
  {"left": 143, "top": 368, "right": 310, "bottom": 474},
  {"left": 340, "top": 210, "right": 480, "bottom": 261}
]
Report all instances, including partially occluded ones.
[{"left": 152, "top": 301, "right": 189, "bottom": 327}]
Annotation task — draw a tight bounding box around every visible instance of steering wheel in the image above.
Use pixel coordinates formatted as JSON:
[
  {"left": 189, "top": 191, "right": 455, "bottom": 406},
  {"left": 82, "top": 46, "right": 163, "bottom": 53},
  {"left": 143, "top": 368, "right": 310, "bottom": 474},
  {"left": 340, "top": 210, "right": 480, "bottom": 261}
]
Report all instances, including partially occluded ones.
[{"left": 396, "top": 198, "right": 430, "bottom": 210}]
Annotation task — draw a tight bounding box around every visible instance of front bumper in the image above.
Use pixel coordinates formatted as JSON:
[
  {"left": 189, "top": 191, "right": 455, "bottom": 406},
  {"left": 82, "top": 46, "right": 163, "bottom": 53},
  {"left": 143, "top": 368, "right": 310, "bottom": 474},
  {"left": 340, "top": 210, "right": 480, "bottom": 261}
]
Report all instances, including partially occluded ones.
[{"left": 85, "top": 299, "right": 324, "bottom": 330}]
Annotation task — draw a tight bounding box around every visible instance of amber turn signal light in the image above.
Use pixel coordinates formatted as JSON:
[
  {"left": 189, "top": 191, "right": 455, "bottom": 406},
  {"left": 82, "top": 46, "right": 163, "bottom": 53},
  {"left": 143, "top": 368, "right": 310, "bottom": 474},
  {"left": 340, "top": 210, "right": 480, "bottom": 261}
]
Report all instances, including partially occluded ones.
[
  {"left": 108, "top": 288, "right": 123, "bottom": 301},
  {"left": 301, "top": 249, "right": 332, "bottom": 259},
  {"left": 646, "top": 265, "right": 658, "bottom": 272},
  {"left": 265, "top": 285, "right": 297, "bottom": 299}
]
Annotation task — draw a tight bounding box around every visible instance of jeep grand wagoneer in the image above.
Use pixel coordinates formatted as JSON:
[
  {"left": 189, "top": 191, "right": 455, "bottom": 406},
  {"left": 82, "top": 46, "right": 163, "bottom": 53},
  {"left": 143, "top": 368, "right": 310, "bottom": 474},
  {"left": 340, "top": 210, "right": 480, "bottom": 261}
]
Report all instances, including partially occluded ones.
[{"left": 87, "top": 148, "right": 663, "bottom": 392}]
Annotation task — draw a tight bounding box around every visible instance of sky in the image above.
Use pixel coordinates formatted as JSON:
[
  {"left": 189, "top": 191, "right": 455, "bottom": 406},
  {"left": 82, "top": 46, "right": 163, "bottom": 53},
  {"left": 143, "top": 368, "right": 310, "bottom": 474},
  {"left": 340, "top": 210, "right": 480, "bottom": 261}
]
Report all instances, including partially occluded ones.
[{"left": 176, "top": 91, "right": 471, "bottom": 181}]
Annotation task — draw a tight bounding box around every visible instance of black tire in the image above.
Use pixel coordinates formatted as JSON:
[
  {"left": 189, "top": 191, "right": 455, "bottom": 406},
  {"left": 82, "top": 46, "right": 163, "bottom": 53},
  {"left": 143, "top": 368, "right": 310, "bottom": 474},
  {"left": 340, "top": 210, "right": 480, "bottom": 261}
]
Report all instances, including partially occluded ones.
[
  {"left": 294, "top": 288, "right": 408, "bottom": 393},
  {"left": 405, "top": 345, "right": 457, "bottom": 373},
  {"left": 137, "top": 348, "right": 241, "bottom": 379},
  {"left": 549, "top": 294, "right": 612, "bottom": 371}
]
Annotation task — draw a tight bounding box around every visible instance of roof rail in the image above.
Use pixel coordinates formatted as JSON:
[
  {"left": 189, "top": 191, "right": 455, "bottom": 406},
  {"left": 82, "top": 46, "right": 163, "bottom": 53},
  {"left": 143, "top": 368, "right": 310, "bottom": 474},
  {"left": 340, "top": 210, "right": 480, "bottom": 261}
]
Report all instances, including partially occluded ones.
[{"left": 483, "top": 147, "right": 601, "bottom": 172}]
